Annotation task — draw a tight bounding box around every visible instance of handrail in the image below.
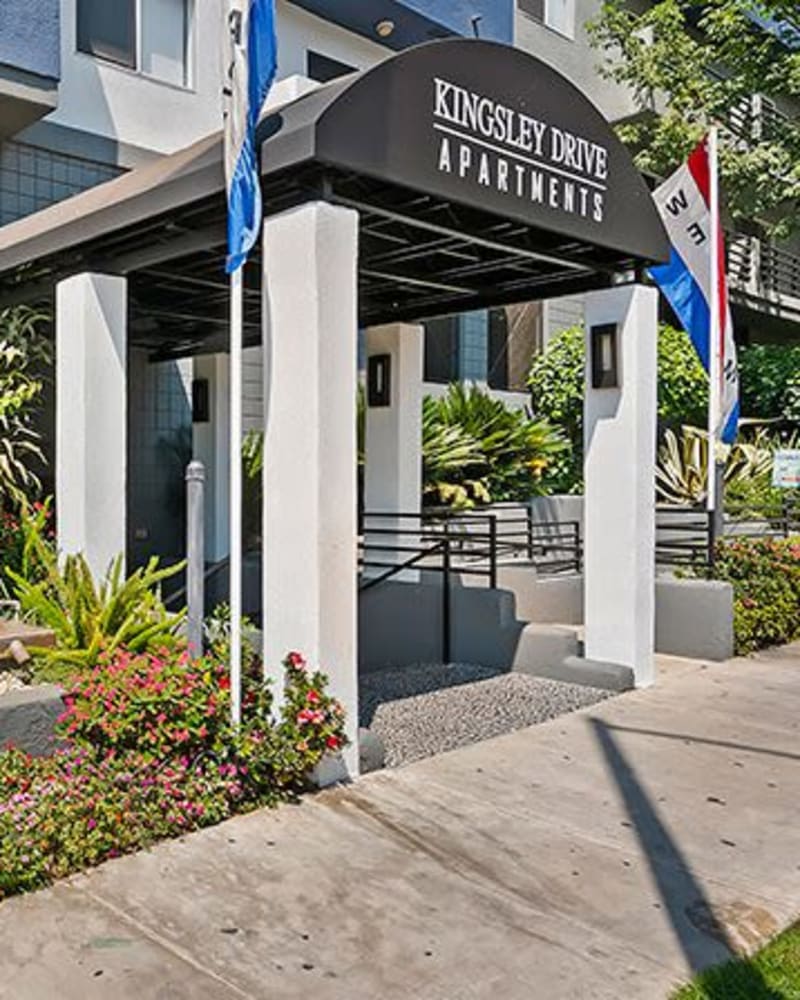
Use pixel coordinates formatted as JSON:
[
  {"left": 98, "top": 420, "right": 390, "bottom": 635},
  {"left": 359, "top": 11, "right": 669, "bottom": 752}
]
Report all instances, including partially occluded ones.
[
  {"left": 359, "top": 540, "right": 448, "bottom": 592},
  {"left": 165, "top": 554, "right": 231, "bottom": 610}
]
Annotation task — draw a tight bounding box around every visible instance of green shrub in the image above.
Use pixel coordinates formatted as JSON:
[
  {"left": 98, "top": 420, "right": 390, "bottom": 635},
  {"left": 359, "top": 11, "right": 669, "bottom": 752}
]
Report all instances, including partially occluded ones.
[
  {"left": 203, "top": 601, "right": 261, "bottom": 668},
  {"left": 421, "top": 383, "right": 568, "bottom": 508},
  {"left": 0, "top": 501, "right": 53, "bottom": 599},
  {"left": 7, "top": 514, "right": 185, "bottom": 676},
  {"left": 738, "top": 343, "right": 800, "bottom": 423},
  {"left": 527, "top": 325, "right": 585, "bottom": 451},
  {"left": 712, "top": 537, "right": 800, "bottom": 655},
  {"left": 528, "top": 324, "right": 708, "bottom": 492},
  {"left": 0, "top": 649, "right": 348, "bottom": 900},
  {"left": 656, "top": 325, "right": 709, "bottom": 430}
]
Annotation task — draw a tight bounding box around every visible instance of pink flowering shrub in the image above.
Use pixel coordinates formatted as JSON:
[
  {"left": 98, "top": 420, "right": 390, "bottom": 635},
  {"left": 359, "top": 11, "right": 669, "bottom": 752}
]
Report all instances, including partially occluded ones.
[
  {"left": 59, "top": 649, "right": 233, "bottom": 759},
  {"left": 712, "top": 537, "right": 800, "bottom": 654},
  {"left": 0, "top": 650, "right": 348, "bottom": 900}
]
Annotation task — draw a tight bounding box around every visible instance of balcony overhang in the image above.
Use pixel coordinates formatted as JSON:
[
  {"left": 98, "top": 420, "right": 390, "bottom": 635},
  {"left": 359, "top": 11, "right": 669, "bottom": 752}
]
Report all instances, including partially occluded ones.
[{"left": 0, "top": 64, "right": 58, "bottom": 140}]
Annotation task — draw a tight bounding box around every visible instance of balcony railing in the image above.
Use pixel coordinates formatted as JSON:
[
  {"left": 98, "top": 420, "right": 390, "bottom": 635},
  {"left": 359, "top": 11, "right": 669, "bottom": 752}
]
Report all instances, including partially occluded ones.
[
  {"left": 727, "top": 94, "right": 791, "bottom": 145},
  {"left": 726, "top": 232, "right": 800, "bottom": 309},
  {"left": 760, "top": 242, "right": 800, "bottom": 301}
]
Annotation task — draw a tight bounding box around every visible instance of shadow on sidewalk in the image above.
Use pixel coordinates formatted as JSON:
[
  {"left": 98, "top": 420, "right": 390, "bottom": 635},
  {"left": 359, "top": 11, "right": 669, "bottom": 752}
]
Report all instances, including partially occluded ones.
[
  {"left": 598, "top": 721, "right": 800, "bottom": 763},
  {"left": 590, "top": 718, "right": 786, "bottom": 999}
]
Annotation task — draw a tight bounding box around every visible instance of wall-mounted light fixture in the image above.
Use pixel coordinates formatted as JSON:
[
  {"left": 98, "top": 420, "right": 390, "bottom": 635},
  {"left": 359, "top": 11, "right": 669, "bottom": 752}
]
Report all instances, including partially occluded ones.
[
  {"left": 590, "top": 323, "right": 619, "bottom": 389},
  {"left": 367, "top": 354, "right": 391, "bottom": 407},
  {"left": 192, "top": 378, "right": 210, "bottom": 423},
  {"left": 375, "top": 19, "right": 395, "bottom": 38}
]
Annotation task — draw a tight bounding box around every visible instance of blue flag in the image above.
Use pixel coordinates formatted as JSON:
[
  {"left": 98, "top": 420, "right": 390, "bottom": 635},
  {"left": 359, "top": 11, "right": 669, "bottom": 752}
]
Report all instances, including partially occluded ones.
[{"left": 224, "top": 0, "right": 278, "bottom": 274}]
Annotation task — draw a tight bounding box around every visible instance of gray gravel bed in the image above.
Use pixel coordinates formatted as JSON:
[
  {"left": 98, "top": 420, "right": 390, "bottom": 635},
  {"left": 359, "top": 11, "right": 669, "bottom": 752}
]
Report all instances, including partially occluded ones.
[{"left": 360, "top": 663, "right": 613, "bottom": 768}]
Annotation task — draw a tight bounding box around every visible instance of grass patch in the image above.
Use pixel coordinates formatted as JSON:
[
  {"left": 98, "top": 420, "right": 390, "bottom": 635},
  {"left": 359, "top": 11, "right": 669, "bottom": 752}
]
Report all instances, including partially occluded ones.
[{"left": 671, "top": 922, "right": 800, "bottom": 999}]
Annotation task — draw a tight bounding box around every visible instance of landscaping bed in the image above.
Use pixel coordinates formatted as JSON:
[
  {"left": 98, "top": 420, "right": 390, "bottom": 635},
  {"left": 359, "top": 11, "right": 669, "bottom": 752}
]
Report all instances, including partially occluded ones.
[
  {"left": 0, "top": 650, "right": 347, "bottom": 901},
  {"left": 710, "top": 537, "right": 800, "bottom": 655}
]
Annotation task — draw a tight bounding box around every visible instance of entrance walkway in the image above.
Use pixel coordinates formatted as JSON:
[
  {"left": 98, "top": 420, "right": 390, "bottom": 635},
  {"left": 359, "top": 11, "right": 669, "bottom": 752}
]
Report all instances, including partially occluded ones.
[{"left": 2, "top": 645, "right": 799, "bottom": 999}]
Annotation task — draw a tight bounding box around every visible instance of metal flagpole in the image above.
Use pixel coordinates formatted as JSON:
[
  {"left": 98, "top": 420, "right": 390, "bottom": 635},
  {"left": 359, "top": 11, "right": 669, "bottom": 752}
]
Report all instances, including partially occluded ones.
[
  {"left": 230, "top": 265, "right": 243, "bottom": 726},
  {"left": 707, "top": 126, "right": 721, "bottom": 516}
]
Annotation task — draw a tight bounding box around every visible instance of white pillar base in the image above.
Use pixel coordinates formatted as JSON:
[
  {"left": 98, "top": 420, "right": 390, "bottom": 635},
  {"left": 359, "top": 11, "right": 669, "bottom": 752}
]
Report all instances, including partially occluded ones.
[
  {"left": 583, "top": 285, "right": 658, "bottom": 687},
  {"left": 56, "top": 272, "right": 127, "bottom": 579},
  {"left": 262, "top": 201, "right": 359, "bottom": 781}
]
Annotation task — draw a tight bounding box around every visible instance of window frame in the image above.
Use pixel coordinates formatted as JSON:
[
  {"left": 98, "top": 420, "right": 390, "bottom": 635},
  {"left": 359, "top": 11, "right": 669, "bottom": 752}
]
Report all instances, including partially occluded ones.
[
  {"left": 76, "top": 0, "right": 195, "bottom": 90},
  {"left": 518, "top": 0, "right": 576, "bottom": 41}
]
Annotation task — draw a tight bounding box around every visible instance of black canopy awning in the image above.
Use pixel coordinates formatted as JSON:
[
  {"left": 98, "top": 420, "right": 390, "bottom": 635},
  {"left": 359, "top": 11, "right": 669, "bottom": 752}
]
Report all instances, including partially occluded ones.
[{"left": 0, "top": 39, "right": 668, "bottom": 355}]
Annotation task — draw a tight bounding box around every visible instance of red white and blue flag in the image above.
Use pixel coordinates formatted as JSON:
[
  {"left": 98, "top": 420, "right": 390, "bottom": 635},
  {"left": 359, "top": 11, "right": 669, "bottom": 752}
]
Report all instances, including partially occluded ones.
[{"left": 648, "top": 135, "right": 739, "bottom": 445}]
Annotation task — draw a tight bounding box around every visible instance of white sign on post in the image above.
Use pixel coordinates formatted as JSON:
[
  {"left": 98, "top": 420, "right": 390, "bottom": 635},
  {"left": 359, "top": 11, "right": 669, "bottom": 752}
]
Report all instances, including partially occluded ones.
[{"left": 772, "top": 450, "right": 800, "bottom": 489}]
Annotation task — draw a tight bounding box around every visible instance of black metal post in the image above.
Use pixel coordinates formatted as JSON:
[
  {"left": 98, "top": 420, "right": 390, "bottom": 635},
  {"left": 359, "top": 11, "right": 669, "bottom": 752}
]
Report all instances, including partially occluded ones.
[
  {"left": 442, "top": 522, "right": 451, "bottom": 664},
  {"left": 707, "top": 459, "right": 726, "bottom": 575},
  {"left": 489, "top": 515, "right": 498, "bottom": 589}
]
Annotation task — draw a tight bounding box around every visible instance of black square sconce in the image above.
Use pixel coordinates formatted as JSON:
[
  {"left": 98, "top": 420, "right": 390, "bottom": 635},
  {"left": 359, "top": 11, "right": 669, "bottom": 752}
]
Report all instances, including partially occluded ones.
[
  {"left": 192, "top": 378, "right": 210, "bottom": 423},
  {"left": 590, "top": 323, "right": 619, "bottom": 389},
  {"left": 367, "top": 353, "right": 391, "bottom": 407}
]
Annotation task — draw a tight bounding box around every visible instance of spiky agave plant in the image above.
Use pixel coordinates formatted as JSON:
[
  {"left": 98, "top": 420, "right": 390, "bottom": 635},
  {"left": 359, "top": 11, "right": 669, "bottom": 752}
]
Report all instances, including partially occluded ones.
[
  {"left": 6, "top": 510, "right": 185, "bottom": 678},
  {"left": 656, "top": 425, "right": 779, "bottom": 506}
]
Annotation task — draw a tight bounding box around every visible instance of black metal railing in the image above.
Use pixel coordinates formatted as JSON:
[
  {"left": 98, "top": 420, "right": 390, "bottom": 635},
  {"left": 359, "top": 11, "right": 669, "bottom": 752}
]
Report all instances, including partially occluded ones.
[
  {"left": 727, "top": 231, "right": 800, "bottom": 304},
  {"left": 760, "top": 242, "right": 800, "bottom": 300},
  {"left": 358, "top": 507, "right": 582, "bottom": 662},
  {"left": 656, "top": 495, "right": 800, "bottom": 571},
  {"left": 359, "top": 506, "right": 581, "bottom": 583}
]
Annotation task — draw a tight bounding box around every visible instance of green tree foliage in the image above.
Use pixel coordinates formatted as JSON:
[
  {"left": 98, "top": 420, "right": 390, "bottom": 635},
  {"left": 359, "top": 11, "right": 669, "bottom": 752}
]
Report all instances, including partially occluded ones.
[
  {"left": 0, "top": 307, "right": 52, "bottom": 507},
  {"left": 737, "top": 342, "right": 800, "bottom": 422},
  {"left": 657, "top": 325, "right": 709, "bottom": 430},
  {"left": 588, "top": 0, "right": 800, "bottom": 239}
]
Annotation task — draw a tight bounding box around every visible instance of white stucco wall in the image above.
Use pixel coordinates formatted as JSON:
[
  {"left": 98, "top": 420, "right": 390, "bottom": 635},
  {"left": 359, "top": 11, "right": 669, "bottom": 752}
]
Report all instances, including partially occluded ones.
[
  {"left": 515, "top": 1, "right": 638, "bottom": 123},
  {"left": 47, "top": 0, "right": 388, "bottom": 159},
  {"left": 542, "top": 295, "right": 586, "bottom": 345}
]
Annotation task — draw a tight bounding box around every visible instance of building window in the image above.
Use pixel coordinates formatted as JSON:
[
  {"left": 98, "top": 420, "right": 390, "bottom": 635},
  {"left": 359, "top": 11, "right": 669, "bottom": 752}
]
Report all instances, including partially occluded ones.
[
  {"left": 77, "top": 0, "right": 136, "bottom": 68},
  {"left": 307, "top": 50, "right": 356, "bottom": 83},
  {"left": 77, "top": 0, "right": 193, "bottom": 87},
  {"left": 518, "top": 0, "right": 576, "bottom": 40}
]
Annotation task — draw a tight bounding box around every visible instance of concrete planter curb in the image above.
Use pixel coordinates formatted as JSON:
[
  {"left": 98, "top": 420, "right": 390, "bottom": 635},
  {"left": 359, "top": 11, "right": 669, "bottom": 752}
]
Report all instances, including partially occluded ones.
[
  {"left": 514, "top": 655, "right": 634, "bottom": 692},
  {"left": 0, "top": 684, "right": 65, "bottom": 757}
]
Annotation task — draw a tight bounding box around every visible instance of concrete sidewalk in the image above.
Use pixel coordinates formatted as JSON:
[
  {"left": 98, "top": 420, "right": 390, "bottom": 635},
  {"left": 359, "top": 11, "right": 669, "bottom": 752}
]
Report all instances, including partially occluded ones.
[{"left": 2, "top": 645, "right": 799, "bottom": 1000}]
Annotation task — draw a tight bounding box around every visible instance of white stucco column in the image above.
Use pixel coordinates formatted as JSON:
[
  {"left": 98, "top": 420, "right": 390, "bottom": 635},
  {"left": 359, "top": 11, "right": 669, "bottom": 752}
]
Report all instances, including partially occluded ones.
[
  {"left": 56, "top": 272, "right": 127, "bottom": 579},
  {"left": 583, "top": 284, "right": 658, "bottom": 687},
  {"left": 262, "top": 201, "right": 359, "bottom": 780},
  {"left": 363, "top": 323, "right": 423, "bottom": 577},
  {"left": 192, "top": 353, "right": 231, "bottom": 563}
]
